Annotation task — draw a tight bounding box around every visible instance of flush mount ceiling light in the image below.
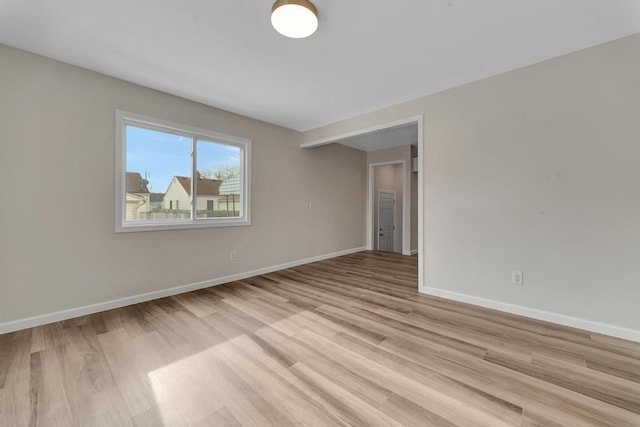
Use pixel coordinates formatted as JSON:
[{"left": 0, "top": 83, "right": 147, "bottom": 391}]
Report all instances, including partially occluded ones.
[{"left": 271, "top": 0, "right": 318, "bottom": 39}]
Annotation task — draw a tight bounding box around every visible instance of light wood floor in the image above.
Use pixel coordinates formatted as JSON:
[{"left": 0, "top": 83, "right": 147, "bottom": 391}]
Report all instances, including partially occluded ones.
[{"left": 2, "top": 251, "right": 640, "bottom": 426}]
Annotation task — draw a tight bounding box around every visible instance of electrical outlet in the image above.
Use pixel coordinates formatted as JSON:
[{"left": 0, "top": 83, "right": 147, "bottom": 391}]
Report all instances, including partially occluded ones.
[
  {"left": 511, "top": 271, "right": 523, "bottom": 286},
  {"left": 230, "top": 250, "right": 238, "bottom": 262}
]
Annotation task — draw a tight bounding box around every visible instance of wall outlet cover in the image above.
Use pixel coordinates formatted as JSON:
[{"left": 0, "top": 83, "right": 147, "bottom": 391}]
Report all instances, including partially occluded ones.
[{"left": 512, "top": 271, "right": 523, "bottom": 286}]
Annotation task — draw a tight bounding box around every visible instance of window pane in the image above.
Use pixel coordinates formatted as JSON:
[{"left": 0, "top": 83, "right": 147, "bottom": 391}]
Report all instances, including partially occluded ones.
[
  {"left": 196, "top": 139, "right": 242, "bottom": 218},
  {"left": 125, "top": 125, "right": 192, "bottom": 222}
]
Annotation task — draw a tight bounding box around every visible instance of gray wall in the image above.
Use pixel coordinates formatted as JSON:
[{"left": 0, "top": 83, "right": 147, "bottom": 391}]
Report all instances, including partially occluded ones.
[
  {"left": 302, "top": 34, "right": 640, "bottom": 334},
  {"left": 0, "top": 44, "right": 367, "bottom": 324}
]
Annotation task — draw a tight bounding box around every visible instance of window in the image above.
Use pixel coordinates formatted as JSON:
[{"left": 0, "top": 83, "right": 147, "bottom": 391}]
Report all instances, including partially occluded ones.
[{"left": 115, "top": 110, "right": 251, "bottom": 232}]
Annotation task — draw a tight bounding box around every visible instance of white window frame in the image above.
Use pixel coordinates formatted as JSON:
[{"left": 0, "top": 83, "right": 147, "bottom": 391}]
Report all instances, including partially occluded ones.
[{"left": 115, "top": 110, "right": 251, "bottom": 233}]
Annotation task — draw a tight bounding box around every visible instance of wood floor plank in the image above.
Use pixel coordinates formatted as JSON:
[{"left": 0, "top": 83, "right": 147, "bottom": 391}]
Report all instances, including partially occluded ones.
[
  {"left": 379, "top": 336, "right": 640, "bottom": 426},
  {"left": 193, "top": 406, "right": 241, "bottom": 427},
  {"left": 2, "top": 251, "right": 640, "bottom": 426}
]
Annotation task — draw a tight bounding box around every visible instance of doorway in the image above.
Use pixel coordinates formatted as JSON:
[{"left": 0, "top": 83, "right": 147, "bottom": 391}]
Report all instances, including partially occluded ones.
[
  {"left": 371, "top": 160, "right": 405, "bottom": 253},
  {"left": 368, "top": 159, "right": 408, "bottom": 254}
]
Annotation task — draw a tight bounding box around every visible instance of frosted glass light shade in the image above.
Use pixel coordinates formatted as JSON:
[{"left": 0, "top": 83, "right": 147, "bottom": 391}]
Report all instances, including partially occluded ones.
[{"left": 271, "top": 0, "right": 318, "bottom": 39}]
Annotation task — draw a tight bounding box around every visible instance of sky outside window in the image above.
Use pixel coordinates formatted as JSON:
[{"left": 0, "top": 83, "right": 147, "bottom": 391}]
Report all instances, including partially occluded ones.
[{"left": 125, "top": 126, "right": 240, "bottom": 193}]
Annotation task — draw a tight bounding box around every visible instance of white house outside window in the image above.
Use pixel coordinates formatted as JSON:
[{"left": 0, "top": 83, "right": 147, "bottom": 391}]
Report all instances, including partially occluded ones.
[{"left": 115, "top": 110, "right": 251, "bottom": 232}]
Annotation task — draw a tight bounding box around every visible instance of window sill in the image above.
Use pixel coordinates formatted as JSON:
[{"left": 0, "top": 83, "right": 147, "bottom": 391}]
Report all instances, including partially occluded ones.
[{"left": 115, "top": 218, "right": 251, "bottom": 233}]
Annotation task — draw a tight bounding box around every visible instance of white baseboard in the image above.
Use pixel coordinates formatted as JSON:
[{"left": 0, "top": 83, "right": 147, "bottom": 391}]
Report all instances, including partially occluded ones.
[
  {"left": 409, "top": 249, "right": 418, "bottom": 256},
  {"left": 420, "top": 286, "right": 640, "bottom": 343},
  {"left": 0, "top": 247, "right": 367, "bottom": 335}
]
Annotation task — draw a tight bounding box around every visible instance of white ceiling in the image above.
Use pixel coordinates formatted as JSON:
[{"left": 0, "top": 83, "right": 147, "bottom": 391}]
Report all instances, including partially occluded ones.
[
  {"left": 333, "top": 123, "right": 418, "bottom": 152},
  {"left": 1, "top": 1, "right": 639, "bottom": 132}
]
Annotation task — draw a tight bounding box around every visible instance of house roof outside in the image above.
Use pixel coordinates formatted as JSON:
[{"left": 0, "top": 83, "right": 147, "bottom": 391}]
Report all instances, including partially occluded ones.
[
  {"left": 219, "top": 176, "right": 240, "bottom": 195},
  {"left": 126, "top": 172, "right": 149, "bottom": 194},
  {"left": 175, "top": 176, "right": 221, "bottom": 196}
]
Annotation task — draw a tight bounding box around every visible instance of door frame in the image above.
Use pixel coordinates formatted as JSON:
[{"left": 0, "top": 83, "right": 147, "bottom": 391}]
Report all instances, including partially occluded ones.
[
  {"left": 376, "top": 189, "right": 396, "bottom": 252},
  {"left": 368, "top": 161, "right": 408, "bottom": 254}
]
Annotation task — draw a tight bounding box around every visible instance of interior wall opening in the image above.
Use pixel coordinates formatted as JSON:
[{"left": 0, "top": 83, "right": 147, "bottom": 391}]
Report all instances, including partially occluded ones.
[{"left": 300, "top": 115, "right": 424, "bottom": 289}]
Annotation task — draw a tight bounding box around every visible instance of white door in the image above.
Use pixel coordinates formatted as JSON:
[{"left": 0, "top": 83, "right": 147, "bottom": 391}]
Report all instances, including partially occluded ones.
[{"left": 377, "top": 191, "right": 395, "bottom": 252}]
